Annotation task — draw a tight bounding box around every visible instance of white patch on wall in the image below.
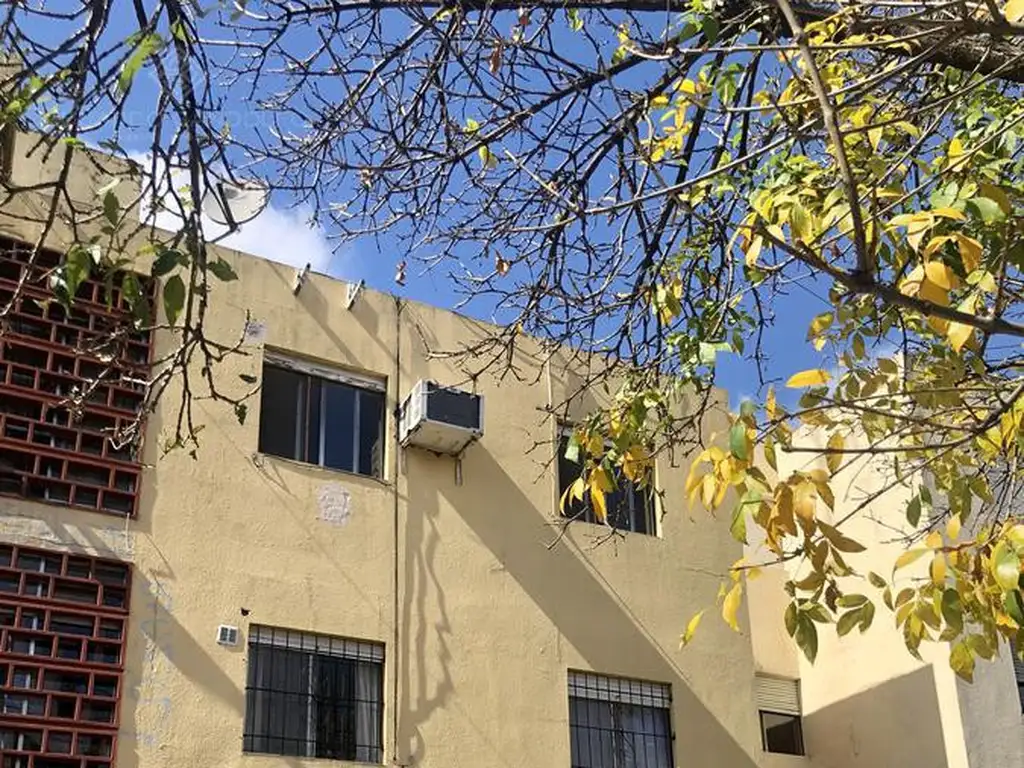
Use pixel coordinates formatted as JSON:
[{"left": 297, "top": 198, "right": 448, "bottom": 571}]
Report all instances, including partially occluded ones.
[
  {"left": 0, "top": 513, "right": 135, "bottom": 559},
  {"left": 317, "top": 483, "right": 352, "bottom": 526},
  {"left": 244, "top": 318, "right": 267, "bottom": 344}
]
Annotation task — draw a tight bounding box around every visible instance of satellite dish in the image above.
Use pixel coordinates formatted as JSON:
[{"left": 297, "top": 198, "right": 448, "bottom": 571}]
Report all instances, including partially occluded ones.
[{"left": 202, "top": 179, "right": 269, "bottom": 227}]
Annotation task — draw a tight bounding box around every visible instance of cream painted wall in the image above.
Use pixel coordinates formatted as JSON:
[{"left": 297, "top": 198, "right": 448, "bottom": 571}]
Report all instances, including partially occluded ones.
[{"left": 0, "top": 154, "right": 778, "bottom": 768}]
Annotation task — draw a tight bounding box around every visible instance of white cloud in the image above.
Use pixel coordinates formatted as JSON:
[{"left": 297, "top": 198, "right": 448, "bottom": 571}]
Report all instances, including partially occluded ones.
[{"left": 128, "top": 152, "right": 340, "bottom": 275}]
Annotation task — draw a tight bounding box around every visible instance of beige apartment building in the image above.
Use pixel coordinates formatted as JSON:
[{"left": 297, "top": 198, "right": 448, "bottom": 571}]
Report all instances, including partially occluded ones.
[{"left": 0, "top": 134, "right": 1021, "bottom": 768}]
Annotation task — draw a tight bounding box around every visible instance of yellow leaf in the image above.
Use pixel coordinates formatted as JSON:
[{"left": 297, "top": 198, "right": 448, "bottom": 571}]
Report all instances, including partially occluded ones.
[
  {"left": 925, "top": 261, "right": 957, "bottom": 291},
  {"left": 947, "top": 321, "right": 974, "bottom": 353},
  {"left": 1007, "top": 0, "right": 1024, "bottom": 22},
  {"left": 931, "top": 207, "right": 966, "bottom": 221},
  {"left": 925, "top": 531, "right": 942, "bottom": 549},
  {"left": 947, "top": 514, "right": 962, "bottom": 541},
  {"left": 923, "top": 235, "right": 953, "bottom": 259},
  {"left": 826, "top": 432, "right": 844, "bottom": 475},
  {"left": 867, "top": 127, "right": 882, "bottom": 152},
  {"left": 948, "top": 137, "right": 964, "bottom": 157},
  {"left": 766, "top": 387, "right": 777, "bottom": 421},
  {"left": 894, "top": 549, "right": 927, "bottom": 571},
  {"left": 786, "top": 369, "right": 831, "bottom": 388},
  {"left": 680, "top": 610, "right": 704, "bottom": 648},
  {"left": 953, "top": 234, "right": 983, "bottom": 273},
  {"left": 930, "top": 553, "right": 947, "bottom": 586},
  {"left": 722, "top": 582, "right": 743, "bottom": 632},
  {"left": 622, "top": 445, "right": 649, "bottom": 483},
  {"left": 591, "top": 484, "right": 607, "bottom": 522},
  {"left": 745, "top": 234, "right": 763, "bottom": 267},
  {"left": 701, "top": 474, "right": 716, "bottom": 510},
  {"left": 790, "top": 202, "right": 813, "bottom": 243}
]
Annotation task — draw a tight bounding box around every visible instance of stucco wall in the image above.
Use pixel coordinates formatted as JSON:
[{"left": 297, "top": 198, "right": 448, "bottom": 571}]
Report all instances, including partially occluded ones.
[{"left": 0, "top": 158, "right": 778, "bottom": 768}]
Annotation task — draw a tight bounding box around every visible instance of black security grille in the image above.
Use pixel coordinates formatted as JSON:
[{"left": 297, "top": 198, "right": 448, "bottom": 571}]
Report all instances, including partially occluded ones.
[
  {"left": 568, "top": 672, "right": 672, "bottom": 768},
  {"left": 243, "top": 626, "right": 383, "bottom": 763}
]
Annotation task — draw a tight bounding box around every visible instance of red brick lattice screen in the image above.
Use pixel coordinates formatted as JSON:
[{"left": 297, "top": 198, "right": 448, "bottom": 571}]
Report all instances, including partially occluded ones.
[
  {"left": 0, "top": 543, "right": 131, "bottom": 768},
  {"left": 0, "top": 236, "right": 152, "bottom": 517}
]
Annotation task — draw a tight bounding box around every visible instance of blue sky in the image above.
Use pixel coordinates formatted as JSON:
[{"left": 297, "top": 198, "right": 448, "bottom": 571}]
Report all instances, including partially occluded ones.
[{"left": 23, "top": 5, "right": 828, "bottom": 409}]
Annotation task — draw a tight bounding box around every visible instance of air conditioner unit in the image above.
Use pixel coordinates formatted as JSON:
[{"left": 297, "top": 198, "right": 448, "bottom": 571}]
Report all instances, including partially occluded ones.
[{"left": 399, "top": 380, "right": 484, "bottom": 455}]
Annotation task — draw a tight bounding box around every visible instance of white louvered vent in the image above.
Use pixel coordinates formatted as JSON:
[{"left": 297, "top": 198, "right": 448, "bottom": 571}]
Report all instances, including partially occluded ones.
[
  {"left": 755, "top": 674, "right": 801, "bottom": 715},
  {"left": 216, "top": 624, "right": 239, "bottom": 646}
]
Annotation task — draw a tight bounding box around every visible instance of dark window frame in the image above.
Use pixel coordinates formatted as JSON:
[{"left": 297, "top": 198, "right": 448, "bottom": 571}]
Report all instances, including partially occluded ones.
[
  {"left": 257, "top": 355, "right": 386, "bottom": 479},
  {"left": 759, "top": 709, "right": 805, "bottom": 756},
  {"left": 243, "top": 625, "right": 384, "bottom": 763},
  {"left": 567, "top": 671, "right": 673, "bottom": 768},
  {"left": 556, "top": 432, "right": 657, "bottom": 535}
]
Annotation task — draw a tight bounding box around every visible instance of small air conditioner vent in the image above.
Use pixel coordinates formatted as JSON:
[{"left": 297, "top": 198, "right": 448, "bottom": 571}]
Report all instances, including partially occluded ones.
[
  {"left": 399, "top": 380, "right": 484, "bottom": 455},
  {"left": 217, "top": 624, "right": 239, "bottom": 647}
]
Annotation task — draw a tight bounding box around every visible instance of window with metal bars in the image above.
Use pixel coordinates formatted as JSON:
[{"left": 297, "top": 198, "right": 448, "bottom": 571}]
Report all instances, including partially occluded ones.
[
  {"left": 243, "top": 626, "right": 384, "bottom": 762},
  {"left": 567, "top": 671, "right": 672, "bottom": 768},
  {"left": 257, "top": 353, "right": 385, "bottom": 478},
  {"left": 0, "top": 542, "right": 129, "bottom": 768},
  {"left": 0, "top": 235, "right": 152, "bottom": 517},
  {"left": 557, "top": 434, "right": 656, "bottom": 535}
]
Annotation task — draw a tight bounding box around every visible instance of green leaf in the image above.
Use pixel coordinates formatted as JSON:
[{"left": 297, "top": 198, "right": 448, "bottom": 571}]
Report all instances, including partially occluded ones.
[
  {"left": 818, "top": 521, "right": 866, "bottom": 553},
  {"left": 118, "top": 33, "right": 164, "bottom": 93},
  {"left": 701, "top": 16, "right": 720, "bottom": 44},
  {"left": 102, "top": 190, "right": 120, "bottom": 226},
  {"left": 858, "top": 601, "right": 875, "bottom": 632},
  {"left": 565, "top": 7, "right": 584, "bottom": 31},
  {"left": 836, "top": 609, "right": 860, "bottom": 637},
  {"left": 941, "top": 589, "right": 963, "bottom": 632},
  {"left": 967, "top": 196, "right": 1006, "bottom": 224},
  {"left": 868, "top": 571, "right": 887, "bottom": 589},
  {"left": 564, "top": 434, "right": 580, "bottom": 464},
  {"left": 949, "top": 641, "right": 975, "bottom": 683},
  {"left": 162, "top": 274, "right": 186, "bottom": 326},
  {"left": 207, "top": 258, "right": 238, "bottom": 281},
  {"left": 803, "top": 602, "right": 832, "bottom": 624},
  {"left": 1003, "top": 589, "right": 1024, "bottom": 627},
  {"left": 992, "top": 540, "right": 1021, "bottom": 591},
  {"left": 729, "top": 499, "right": 748, "bottom": 544},
  {"left": 906, "top": 496, "right": 922, "bottom": 528},
  {"left": 795, "top": 613, "right": 819, "bottom": 663},
  {"left": 739, "top": 400, "right": 755, "bottom": 420},
  {"left": 837, "top": 593, "right": 868, "bottom": 608},
  {"left": 729, "top": 422, "right": 748, "bottom": 461},
  {"left": 783, "top": 602, "right": 799, "bottom": 638},
  {"left": 151, "top": 247, "right": 185, "bottom": 277}
]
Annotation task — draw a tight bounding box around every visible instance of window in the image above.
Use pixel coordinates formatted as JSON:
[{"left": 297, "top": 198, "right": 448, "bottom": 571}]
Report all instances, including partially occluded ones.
[
  {"left": 258, "top": 353, "right": 385, "bottom": 478},
  {"left": 243, "top": 625, "right": 384, "bottom": 762},
  {"left": 0, "top": 542, "right": 130, "bottom": 768},
  {"left": 755, "top": 674, "right": 804, "bottom": 756},
  {"left": 557, "top": 434, "right": 655, "bottom": 534},
  {"left": 0, "top": 236, "right": 151, "bottom": 516},
  {"left": 567, "top": 671, "right": 672, "bottom": 768}
]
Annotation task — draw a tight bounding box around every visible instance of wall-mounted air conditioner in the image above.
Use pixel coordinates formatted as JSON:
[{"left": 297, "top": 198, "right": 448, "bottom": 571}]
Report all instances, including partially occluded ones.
[{"left": 399, "top": 380, "right": 484, "bottom": 455}]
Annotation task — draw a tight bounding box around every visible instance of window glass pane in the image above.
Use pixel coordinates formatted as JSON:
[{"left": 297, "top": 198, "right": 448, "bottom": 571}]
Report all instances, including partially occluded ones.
[
  {"left": 245, "top": 631, "right": 383, "bottom": 762},
  {"left": 244, "top": 644, "right": 310, "bottom": 757},
  {"left": 357, "top": 389, "right": 385, "bottom": 477},
  {"left": 306, "top": 377, "right": 322, "bottom": 465},
  {"left": 761, "top": 711, "right": 804, "bottom": 755},
  {"left": 258, "top": 366, "right": 306, "bottom": 461},
  {"left": 558, "top": 436, "right": 589, "bottom": 523},
  {"left": 569, "top": 696, "right": 672, "bottom": 768},
  {"left": 322, "top": 382, "right": 356, "bottom": 472}
]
